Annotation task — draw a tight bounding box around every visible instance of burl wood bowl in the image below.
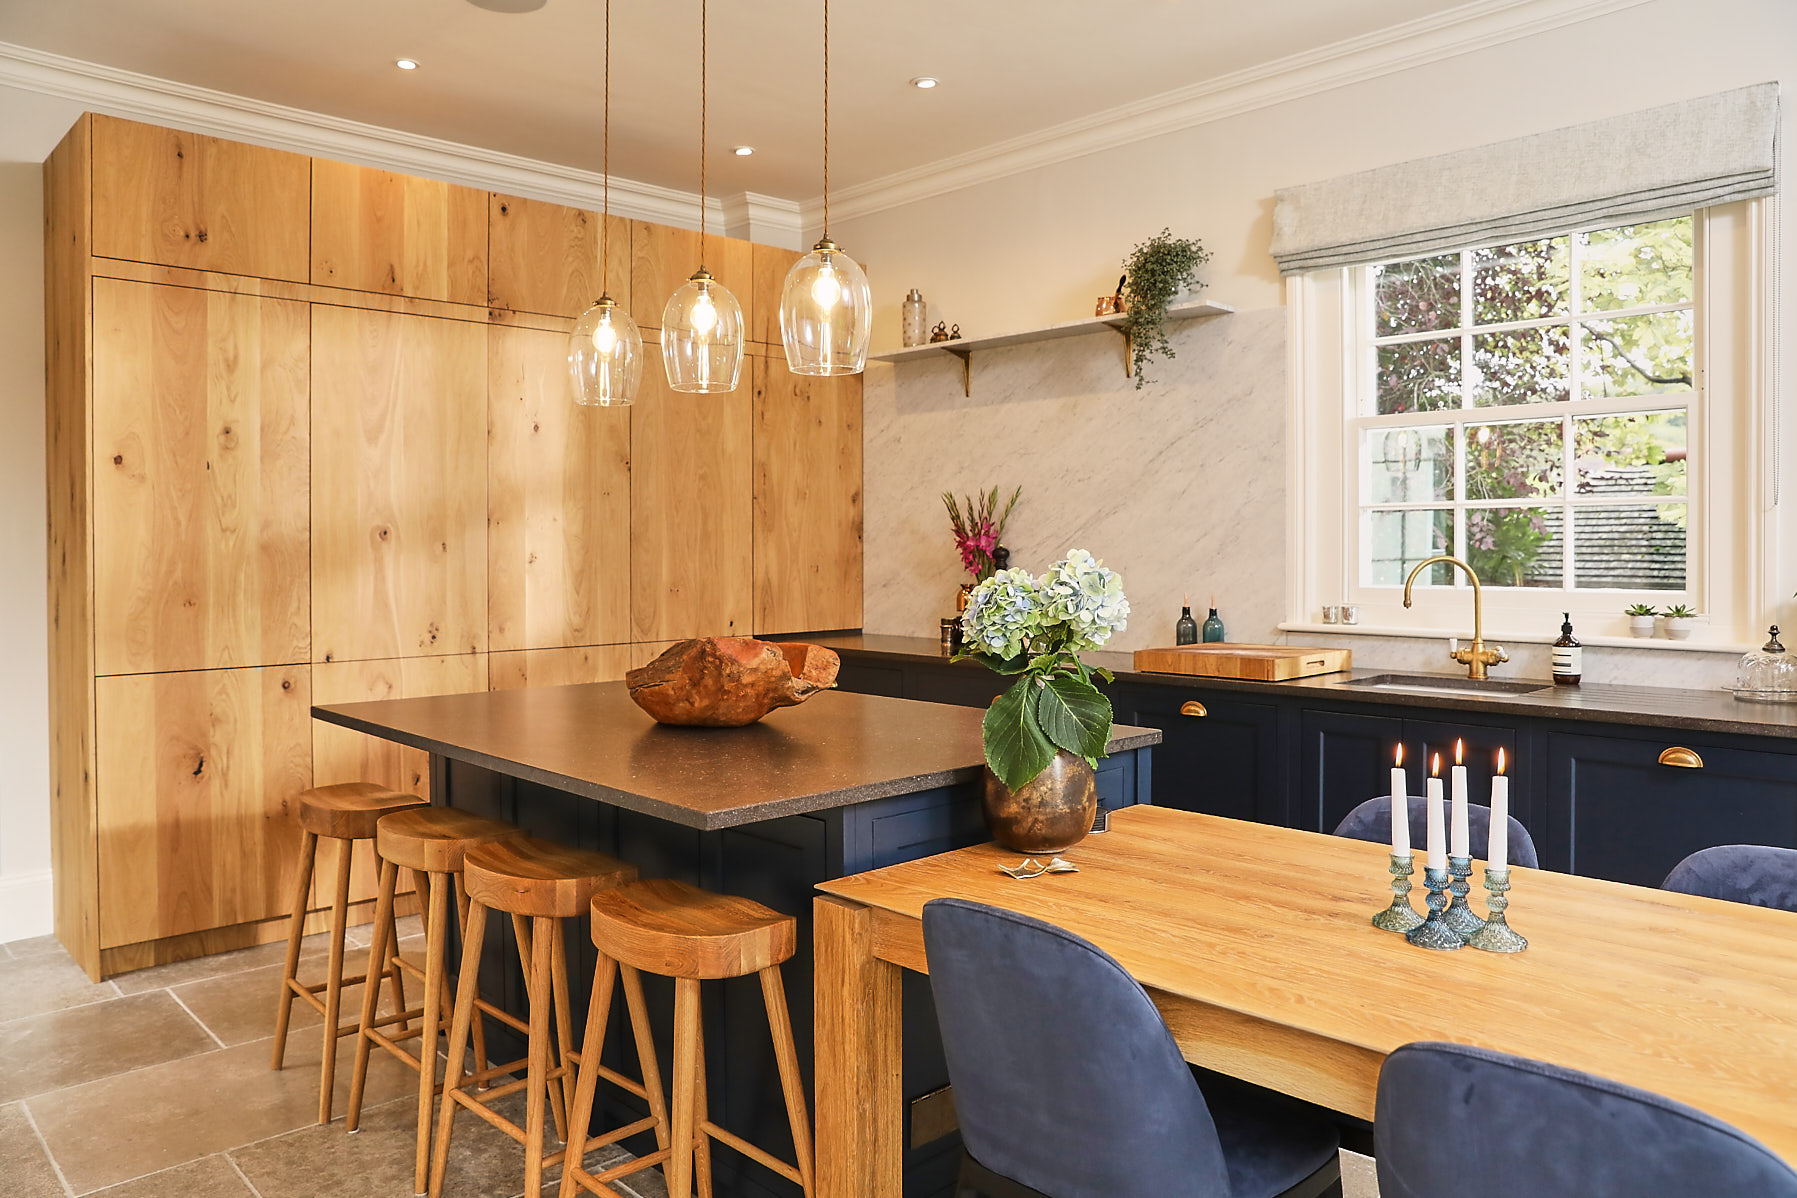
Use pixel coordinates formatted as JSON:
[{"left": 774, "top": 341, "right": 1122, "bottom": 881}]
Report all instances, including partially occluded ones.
[{"left": 625, "top": 637, "right": 841, "bottom": 727}]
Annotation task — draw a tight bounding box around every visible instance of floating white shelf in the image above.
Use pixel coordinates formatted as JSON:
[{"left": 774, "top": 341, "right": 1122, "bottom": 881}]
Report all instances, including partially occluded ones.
[{"left": 867, "top": 297, "right": 1234, "bottom": 395}]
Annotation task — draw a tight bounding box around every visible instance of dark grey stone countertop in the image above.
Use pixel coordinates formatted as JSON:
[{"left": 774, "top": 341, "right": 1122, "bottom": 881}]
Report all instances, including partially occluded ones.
[
  {"left": 801, "top": 633, "right": 1797, "bottom": 743},
  {"left": 313, "top": 681, "right": 1161, "bottom": 831}
]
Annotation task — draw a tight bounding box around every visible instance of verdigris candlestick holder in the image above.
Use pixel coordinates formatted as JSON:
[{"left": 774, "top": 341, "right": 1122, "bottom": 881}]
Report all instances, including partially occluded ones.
[
  {"left": 1372, "top": 852, "right": 1424, "bottom": 933},
  {"left": 1465, "top": 867, "right": 1528, "bottom": 953},
  {"left": 1444, "top": 854, "right": 1488, "bottom": 938},
  {"left": 1405, "top": 866, "right": 1464, "bottom": 951}
]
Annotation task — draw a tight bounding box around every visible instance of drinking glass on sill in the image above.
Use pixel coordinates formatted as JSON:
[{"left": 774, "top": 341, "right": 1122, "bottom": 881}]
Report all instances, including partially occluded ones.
[
  {"left": 1321, "top": 605, "right": 1341, "bottom": 624},
  {"left": 1340, "top": 605, "right": 1360, "bottom": 625}
]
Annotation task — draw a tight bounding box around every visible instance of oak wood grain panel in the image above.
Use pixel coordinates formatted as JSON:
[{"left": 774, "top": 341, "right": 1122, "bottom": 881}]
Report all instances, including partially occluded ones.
[
  {"left": 629, "top": 220, "right": 754, "bottom": 333},
  {"left": 44, "top": 115, "right": 99, "bottom": 977},
  {"left": 629, "top": 641, "right": 680, "bottom": 669},
  {"left": 813, "top": 896, "right": 904, "bottom": 1198},
  {"left": 92, "top": 279, "right": 311, "bottom": 674},
  {"left": 753, "top": 364, "right": 862, "bottom": 635},
  {"left": 750, "top": 242, "right": 801, "bottom": 347},
  {"left": 489, "top": 645, "right": 633, "bottom": 691},
  {"left": 90, "top": 115, "right": 309, "bottom": 282},
  {"left": 487, "top": 324, "right": 630, "bottom": 652},
  {"left": 310, "top": 158, "right": 487, "bottom": 305},
  {"left": 95, "top": 665, "right": 314, "bottom": 949},
  {"left": 628, "top": 361, "right": 752, "bottom": 641},
  {"left": 487, "top": 193, "right": 629, "bottom": 319},
  {"left": 98, "top": 894, "right": 409, "bottom": 975},
  {"left": 311, "top": 305, "right": 487, "bottom": 664}
]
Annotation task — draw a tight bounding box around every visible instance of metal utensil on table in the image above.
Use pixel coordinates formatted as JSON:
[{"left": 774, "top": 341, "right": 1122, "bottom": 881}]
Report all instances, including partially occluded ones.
[{"left": 999, "top": 856, "right": 1080, "bottom": 880}]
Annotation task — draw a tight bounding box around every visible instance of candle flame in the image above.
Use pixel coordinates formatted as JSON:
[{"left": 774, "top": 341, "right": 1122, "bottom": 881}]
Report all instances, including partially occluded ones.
[
  {"left": 1497, "top": 747, "right": 1507, "bottom": 776},
  {"left": 1455, "top": 738, "right": 1464, "bottom": 765},
  {"left": 1431, "top": 752, "right": 1441, "bottom": 777},
  {"left": 1395, "top": 744, "right": 1404, "bottom": 767}
]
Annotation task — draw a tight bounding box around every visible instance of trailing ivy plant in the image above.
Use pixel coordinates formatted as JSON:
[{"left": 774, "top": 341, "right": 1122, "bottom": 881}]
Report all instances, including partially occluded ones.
[{"left": 1122, "top": 229, "right": 1211, "bottom": 388}]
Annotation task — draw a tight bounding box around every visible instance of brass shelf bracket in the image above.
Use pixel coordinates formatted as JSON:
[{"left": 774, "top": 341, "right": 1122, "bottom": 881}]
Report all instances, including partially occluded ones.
[{"left": 945, "top": 346, "right": 971, "bottom": 397}]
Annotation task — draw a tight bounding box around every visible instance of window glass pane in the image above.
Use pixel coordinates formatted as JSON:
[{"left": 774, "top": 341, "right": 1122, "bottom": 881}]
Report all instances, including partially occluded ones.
[
  {"left": 1466, "top": 420, "right": 1564, "bottom": 501},
  {"left": 1468, "top": 507, "right": 1562, "bottom": 588},
  {"left": 1574, "top": 411, "right": 1687, "bottom": 499},
  {"left": 1580, "top": 217, "right": 1693, "bottom": 312},
  {"left": 1377, "top": 337, "right": 1461, "bottom": 415},
  {"left": 1374, "top": 253, "right": 1460, "bottom": 336},
  {"left": 1571, "top": 504, "right": 1687, "bottom": 590},
  {"left": 1367, "top": 509, "right": 1454, "bottom": 585},
  {"left": 1470, "top": 325, "right": 1571, "bottom": 406},
  {"left": 1366, "top": 427, "right": 1456, "bottom": 503},
  {"left": 1472, "top": 237, "right": 1569, "bottom": 325},
  {"left": 1581, "top": 310, "right": 1694, "bottom": 398}
]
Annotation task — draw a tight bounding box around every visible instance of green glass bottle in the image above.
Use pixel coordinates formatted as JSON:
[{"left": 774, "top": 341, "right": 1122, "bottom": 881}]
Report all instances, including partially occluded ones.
[
  {"left": 1201, "top": 597, "right": 1225, "bottom": 644},
  {"left": 1175, "top": 600, "right": 1199, "bottom": 646}
]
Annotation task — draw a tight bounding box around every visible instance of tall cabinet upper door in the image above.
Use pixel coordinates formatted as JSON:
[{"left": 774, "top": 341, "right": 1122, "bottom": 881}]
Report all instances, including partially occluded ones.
[
  {"left": 630, "top": 221, "right": 755, "bottom": 333},
  {"left": 753, "top": 365, "right": 862, "bottom": 634},
  {"left": 90, "top": 115, "right": 309, "bottom": 281},
  {"left": 311, "top": 307, "right": 488, "bottom": 664},
  {"left": 310, "top": 160, "right": 488, "bottom": 304},
  {"left": 92, "top": 279, "right": 310, "bottom": 675},
  {"left": 488, "top": 193, "right": 629, "bottom": 318}
]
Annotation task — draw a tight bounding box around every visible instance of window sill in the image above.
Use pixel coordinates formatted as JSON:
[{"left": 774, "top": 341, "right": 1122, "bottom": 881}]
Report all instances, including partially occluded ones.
[{"left": 1278, "top": 621, "right": 1754, "bottom": 654}]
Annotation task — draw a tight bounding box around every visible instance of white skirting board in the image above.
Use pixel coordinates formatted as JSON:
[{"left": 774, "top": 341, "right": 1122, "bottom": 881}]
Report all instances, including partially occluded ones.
[{"left": 0, "top": 868, "right": 53, "bottom": 943}]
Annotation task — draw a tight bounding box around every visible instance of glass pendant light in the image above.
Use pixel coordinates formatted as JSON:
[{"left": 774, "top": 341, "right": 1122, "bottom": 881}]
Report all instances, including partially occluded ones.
[
  {"left": 779, "top": 0, "right": 871, "bottom": 376},
  {"left": 662, "top": 0, "right": 744, "bottom": 393},
  {"left": 568, "top": 0, "right": 643, "bottom": 407}
]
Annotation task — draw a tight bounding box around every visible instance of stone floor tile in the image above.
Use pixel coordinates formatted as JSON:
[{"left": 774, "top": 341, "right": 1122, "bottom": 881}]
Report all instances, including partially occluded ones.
[
  {"left": 89, "top": 1155, "right": 254, "bottom": 1198},
  {"left": 1342, "top": 1149, "right": 1379, "bottom": 1198},
  {"left": 0, "top": 1101, "right": 66, "bottom": 1198},
  {"left": 0, "top": 990, "right": 217, "bottom": 1104},
  {"left": 0, "top": 946, "right": 120, "bottom": 1024},
  {"left": 5, "top": 935, "right": 68, "bottom": 960},
  {"left": 110, "top": 932, "right": 340, "bottom": 996}
]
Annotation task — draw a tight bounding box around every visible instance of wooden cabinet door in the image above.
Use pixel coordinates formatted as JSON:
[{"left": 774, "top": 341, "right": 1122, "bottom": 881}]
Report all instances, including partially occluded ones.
[
  {"left": 310, "top": 159, "right": 487, "bottom": 304},
  {"left": 753, "top": 361, "right": 862, "bottom": 634},
  {"left": 630, "top": 220, "right": 754, "bottom": 332},
  {"left": 751, "top": 243, "right": 802, "bottom": 347},
  {"left": 1117, "top": 685, "right": 1285, "bottom": 824},
  {"left": 92, "top": 279, "right": 311, "bottom": 675},
  {"left": 487, "top": 325, "right": 631, "bottom": 652},
  {"left": 311, "top": 306, "right": 488, "bottom": 663},
  {"left": 490, "top": 645, "right": 633, "bottom": 690},
  {"left": 629, "top": 359, "right": 753, "bottom": 641},
  {"left": 95, "top": 665, "right": 313, "bottom": 948},
  {"left": 91, "top": 115, "right": 309, "bottom": 281},
  {"left": 488, "top": 193, "right": 629, "bottom": 318}
]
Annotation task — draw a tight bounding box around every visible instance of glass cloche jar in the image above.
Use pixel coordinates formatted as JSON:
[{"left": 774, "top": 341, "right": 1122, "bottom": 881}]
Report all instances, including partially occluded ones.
[{"left": 1729, "top": 626, "right": 1797, "bottom": 703}]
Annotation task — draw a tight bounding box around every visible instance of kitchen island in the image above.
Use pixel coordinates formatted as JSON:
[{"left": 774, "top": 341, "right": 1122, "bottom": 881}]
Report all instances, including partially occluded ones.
[{"left": 312, "top": 682, "right": 1159, "bottom": 1198}]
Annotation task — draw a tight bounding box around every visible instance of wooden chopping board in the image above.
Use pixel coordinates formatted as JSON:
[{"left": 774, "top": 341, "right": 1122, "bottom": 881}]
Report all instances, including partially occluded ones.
[{"left": 1132, "top": 643, "right": 1351, "bottom": 682}]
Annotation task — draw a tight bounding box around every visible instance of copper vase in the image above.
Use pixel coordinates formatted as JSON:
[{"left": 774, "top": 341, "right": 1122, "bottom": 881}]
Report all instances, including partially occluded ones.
[{"left": 982, "top": 751, "right": 1097, "bottom": 855}]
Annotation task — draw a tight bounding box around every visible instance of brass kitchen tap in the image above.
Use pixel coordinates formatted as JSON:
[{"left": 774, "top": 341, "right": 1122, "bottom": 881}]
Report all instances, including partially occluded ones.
[{"left": 1402, "top": 555, "right": 1509, "bottom": 681}]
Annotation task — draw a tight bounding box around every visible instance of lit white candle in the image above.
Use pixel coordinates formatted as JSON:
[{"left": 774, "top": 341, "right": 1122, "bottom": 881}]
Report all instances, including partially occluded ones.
[
  {"left": 1489, "top": 748, "right": 1510, "bottom": 873},
  {"left": 1389, "top": 744, "right": 1410, "bottom": 857},
  {"left": 1449, "top": 738, "right": 1470, "bottom": 859},
  {"left": 1426, "top": 754, "right": 1446, "bottom": 872}
]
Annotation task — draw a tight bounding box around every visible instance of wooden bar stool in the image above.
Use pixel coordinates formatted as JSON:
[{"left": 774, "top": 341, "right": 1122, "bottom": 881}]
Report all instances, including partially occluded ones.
[
  {"left": 428, "top": 837, "right": 638, "bottom": 1198},
  {"left": 345, "top": 807, "right": 522, "bottom": 1195},
  {"left": 559, "top": 879, "right": 815, "bottom": 1198},
  {"left": 272, "top": 781, "right": 428, "bottom": 1125}
]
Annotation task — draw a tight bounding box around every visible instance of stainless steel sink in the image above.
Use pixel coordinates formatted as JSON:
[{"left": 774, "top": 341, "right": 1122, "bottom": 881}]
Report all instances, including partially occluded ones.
[{"left": 1334, "top": 673, "right": 1554, "bottom": 699}]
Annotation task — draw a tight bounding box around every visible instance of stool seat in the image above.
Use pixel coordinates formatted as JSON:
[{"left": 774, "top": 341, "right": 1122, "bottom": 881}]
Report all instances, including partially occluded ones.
[
  {"left": 591, "top": 878, "right": 796, "bottom": 980},
  {"left": 298, "top": 782, "right": 425, "bottom": 840},
  {"left": 376, "top": 807, "right": 520, "bottom": 874},
  {"left": 463, "top": 836, "right": 636, "bottom": 919}
]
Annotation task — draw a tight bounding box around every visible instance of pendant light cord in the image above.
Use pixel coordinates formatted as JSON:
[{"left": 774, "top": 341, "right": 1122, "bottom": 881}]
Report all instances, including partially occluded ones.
[
  {"left": 821, "top": 0, "right": 830, "bottom": 240},
  {"left": 601, "top": 0, "right": 610, "bottom": 280},
  {"left": 698, "top": 0, "right": 708, "bottom": 269}
]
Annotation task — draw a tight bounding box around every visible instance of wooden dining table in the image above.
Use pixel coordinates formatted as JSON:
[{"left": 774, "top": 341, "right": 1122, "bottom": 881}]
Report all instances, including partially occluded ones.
[{"left": 812, "top": 804, "right": 1797, "bottom": 1197}]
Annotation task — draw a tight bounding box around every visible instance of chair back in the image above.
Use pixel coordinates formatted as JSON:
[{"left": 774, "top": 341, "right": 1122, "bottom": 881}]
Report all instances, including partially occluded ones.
[
  {"left": 921, "top": 898, "right": 1232, "bottom": 1198},
  {"left": 1663, "top": 844, "right": 1797, "bottom": 911},
  {"left": 1376, "top": 1042, "right": 1797, "bottom": 1198},
  {"left": 1334, "top": 795, "right": 1539, "bottom": 869}
]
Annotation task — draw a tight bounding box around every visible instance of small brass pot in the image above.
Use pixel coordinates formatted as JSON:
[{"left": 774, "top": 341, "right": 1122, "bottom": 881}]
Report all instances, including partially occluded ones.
[{"left": 982, "top": 751, "right": 1097, "bottom": 855}]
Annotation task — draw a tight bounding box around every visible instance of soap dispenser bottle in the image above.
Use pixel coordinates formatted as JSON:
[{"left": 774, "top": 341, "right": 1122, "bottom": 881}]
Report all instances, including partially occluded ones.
[
  {"left": 1201, "top": 597, "right": 1226, "bottom": 644},
  {"left": 1175, "top": 599, "right": 1199, "bottom": 646},
  {"left": 1552, "top": 612, "right": 1582, "bottom": 686}
]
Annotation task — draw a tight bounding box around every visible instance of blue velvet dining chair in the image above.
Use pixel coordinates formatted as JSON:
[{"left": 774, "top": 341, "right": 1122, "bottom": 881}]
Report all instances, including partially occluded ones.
[
  {"left": 921, "top": 898, "right": 1342, "bottom": 1198},
  {"left": 1662, "top": 844, "right": 1797, "bottom": 911},
  {"left": 1333, "top": 795, "right": 1539, "bottom": 869},
  {"left": 1375, "top": 1041, "right": 1797, "bottom": 1198}
]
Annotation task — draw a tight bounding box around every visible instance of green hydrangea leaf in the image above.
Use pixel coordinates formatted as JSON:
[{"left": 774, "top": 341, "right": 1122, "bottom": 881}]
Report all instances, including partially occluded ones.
[
  {"left": 1036, "top": 675, "right": 1113, "bottom": 761},
  {"left": 982, "top": 679, "right": 1056, "bottom": 792}
]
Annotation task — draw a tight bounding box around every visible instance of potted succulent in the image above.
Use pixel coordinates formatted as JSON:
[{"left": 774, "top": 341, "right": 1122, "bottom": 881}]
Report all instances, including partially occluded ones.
[
  {"left": 1121, "top": 229, "right": 1211, "bottom": 388},
  {"left": 957, "top": 550, "right": 1131, "bottom": 854},
  {"left": 1663, "top": 604, "right": 1699, "bottom": 640},
  {"left": 1626, "top": 603, "right": 1659, "bottom": 638}
]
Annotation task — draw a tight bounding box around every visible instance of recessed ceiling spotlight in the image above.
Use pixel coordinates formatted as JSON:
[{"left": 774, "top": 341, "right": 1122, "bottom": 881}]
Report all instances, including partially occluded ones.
[
  {"left": 909, "top": 76, "right": 939, "bottom": 89},
  {"left": 733, "top": 145, "right": 755, "bottom": 157},
  {"left": 395, "top": 58, "right": 420, "bottom": 70},
  {"left": 466, "top": 0, "right": 548, "bottom": 11}
]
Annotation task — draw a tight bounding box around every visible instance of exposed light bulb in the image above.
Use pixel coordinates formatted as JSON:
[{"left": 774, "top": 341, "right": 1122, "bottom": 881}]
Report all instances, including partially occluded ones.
[
  {"left": 690, "top": 289, "right": 718, "bottom": 335},
  {"left": 811, "top": 263, "right": 842, "bottom": 308},
  {"left": 592, "top": 315, "right": 619, "bottom": 355}
]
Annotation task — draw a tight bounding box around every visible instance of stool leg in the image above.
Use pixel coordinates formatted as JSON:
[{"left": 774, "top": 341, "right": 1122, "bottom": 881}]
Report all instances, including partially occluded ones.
[
  {"left": 557, "top": 954, "right": 618, "bottom": 1198},
  {"left": 347, "top": 855, "right": 400, "bottom": 1133},
  {"left": 386, "top": 874, "right": 410, "bottom": 1036},
  {"left": 524, "top": 915, "right": 555, "bottom": 1198},
  {"left": 621, "top": 965, "right": 672, "bottom": 1156},
  {"left": 691, "top": 1006, "right": 714, "bottom": 1198},
  {"left": 451, "top": 873, "right": 490, "bottom": 1085},
  {"left": 319, "top": 837, "right": 354, "bottom": 1125},
  {"left": 414, "top": 868, "right": 451, "bottom": 1195},
  {"left": 429, "top": 899, "right": 487, "bottom": 1198},
  {"left": 271, "top": 829, "right": 317, "bottom": 1071},
  {"left": 668, "top": 977, "right": 701, "bottom": 1198},
  {"left": 761, "top": 966, "right": 816, "bottom": 1196},
  {"left": 549, "top": 919, "right": 576, "bottom": 1143}
]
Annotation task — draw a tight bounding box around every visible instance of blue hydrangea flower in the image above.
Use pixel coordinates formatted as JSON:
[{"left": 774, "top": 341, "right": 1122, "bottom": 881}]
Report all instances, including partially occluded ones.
[
  {"left": 1037, "top": 549, "right": 1130, "bottom": 651},
  {"left": 960, "top": 567, "right": 1042, "bottom": 661}
]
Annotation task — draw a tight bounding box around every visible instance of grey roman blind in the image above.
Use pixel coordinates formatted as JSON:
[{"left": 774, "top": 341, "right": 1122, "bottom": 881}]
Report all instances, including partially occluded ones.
[{"left": 1271, "top": 83, "right": 1780, "bottom": 274}]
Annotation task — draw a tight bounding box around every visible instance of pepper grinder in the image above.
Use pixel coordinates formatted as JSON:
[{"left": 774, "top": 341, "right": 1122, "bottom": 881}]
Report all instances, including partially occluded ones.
[{"left": 902, "top": 288, "right": 928, "bottom": 347}]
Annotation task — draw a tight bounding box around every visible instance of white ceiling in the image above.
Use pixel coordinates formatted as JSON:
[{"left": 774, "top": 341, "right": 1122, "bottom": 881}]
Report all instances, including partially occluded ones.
[{"left": 0, "top": 0, "right": 1482, "bottom": 201}]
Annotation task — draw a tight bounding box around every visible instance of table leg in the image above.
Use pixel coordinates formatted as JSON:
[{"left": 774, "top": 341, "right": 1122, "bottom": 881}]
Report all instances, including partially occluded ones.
[{"left": 813, "top": 896, "right": 904, "bottom": 1198}]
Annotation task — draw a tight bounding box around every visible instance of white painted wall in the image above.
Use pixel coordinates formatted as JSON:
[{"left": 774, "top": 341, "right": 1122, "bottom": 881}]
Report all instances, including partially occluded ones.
[{"left": 839, "top": 0, "right": 1797, "bottom": 686}]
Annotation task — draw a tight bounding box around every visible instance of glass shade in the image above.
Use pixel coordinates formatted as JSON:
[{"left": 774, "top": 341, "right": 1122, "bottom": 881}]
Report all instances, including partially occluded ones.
[
  {"left": 661, "top": 270, "right": 744, "bottom": 393},
  {"left": 779, "top": 240, "right": 872, "bottom": 375},
  {"left": 568, "top": 297, "right": 643, "bottom": 407}
]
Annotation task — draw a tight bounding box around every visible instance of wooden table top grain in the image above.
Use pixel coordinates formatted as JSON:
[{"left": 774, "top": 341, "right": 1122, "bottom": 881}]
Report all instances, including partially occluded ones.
[{"left": 813, "top": 804, "right": 1797, "bottom": 1191}]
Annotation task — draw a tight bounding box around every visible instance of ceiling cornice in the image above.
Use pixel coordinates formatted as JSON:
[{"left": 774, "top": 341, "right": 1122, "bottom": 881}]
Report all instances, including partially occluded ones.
[
  {"left": 0, "top": 39, "right": 806, "bottom": 248},
  {"left": 806, "top": 0, "right": 1656, "bottom": 229}
]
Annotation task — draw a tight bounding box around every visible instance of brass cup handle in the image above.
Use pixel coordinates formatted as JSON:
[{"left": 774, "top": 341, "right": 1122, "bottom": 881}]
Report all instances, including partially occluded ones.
[
  {"left": 1658, "top": 746, "right": 1704, "bottom": 769},
  {"left": 1180, "top": 701, "right": 1208, "bottom": 718}
]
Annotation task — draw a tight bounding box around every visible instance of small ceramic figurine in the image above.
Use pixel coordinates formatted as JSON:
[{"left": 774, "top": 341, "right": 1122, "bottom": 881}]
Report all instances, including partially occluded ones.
[
  {"left": 930, "top": 321, "right": 950, "bottom": 343},
  {"left": 949, "top": 323, "right": 962, "bottom": 340}
]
